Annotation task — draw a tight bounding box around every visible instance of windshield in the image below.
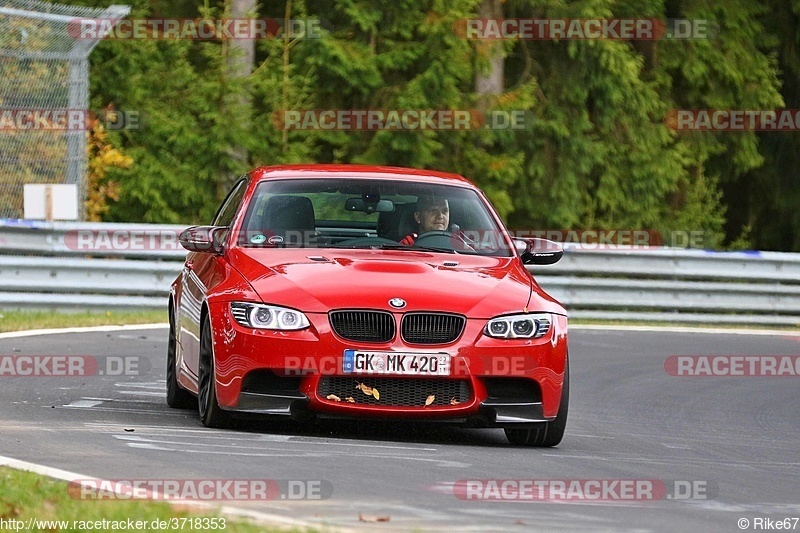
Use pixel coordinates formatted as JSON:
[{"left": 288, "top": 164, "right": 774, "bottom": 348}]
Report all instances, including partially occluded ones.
[{"left": 236, "top": 178, "right": 513, "bottom": 257}]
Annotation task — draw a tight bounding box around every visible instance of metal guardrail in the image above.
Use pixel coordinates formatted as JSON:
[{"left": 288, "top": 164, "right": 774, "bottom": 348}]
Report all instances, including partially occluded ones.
[
  {"left": 0, "top": 219, "right": 187, "bottom": 259},
  {"left": 0, "top": 220, "right": 183, "bottom": 311},
  {"left": 1, "top": 222, "right": 799, "bottom": 326},
  {"left": 528, "top": 246, "right": 800, "bottom": 325}
]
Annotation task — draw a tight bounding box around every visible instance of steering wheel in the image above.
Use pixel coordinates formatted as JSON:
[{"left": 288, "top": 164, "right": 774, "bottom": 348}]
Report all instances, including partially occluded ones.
[
  {"left": 415, "top": 230, "right": 477, "bottom": 252},
  {"left": 415, "top": 230, "right": 452, "bottom": 241}
]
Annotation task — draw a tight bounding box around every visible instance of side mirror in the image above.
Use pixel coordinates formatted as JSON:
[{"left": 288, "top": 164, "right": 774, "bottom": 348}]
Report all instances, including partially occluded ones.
[
  {"left": 514, "top": 238, "right": 563, "bottom": 265},
  {"left": 179, "top": 226, "right": 226, "bottom": 254}
]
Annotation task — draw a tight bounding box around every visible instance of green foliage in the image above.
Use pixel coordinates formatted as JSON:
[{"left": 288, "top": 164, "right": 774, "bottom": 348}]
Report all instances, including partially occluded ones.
[
  {"left": 0, "top": 466, "right": 280, "bottom": 532},
  {"left": 51, "top": 0, "right": 797, "bottom": 249}
]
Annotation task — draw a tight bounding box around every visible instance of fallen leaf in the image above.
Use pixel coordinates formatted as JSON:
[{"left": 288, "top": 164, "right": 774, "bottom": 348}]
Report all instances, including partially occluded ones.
[
  {"left": 326, "top": 394, "right": 341, "bottom": 402},
  {"left": 425, "top": 394, "right": 435, "bottom": 406},
  {"left": 450, "top": 397, "right": 460, "bottom": 405},
  {"left": 0, "top": 504, "right": 20, "bottom": 519},
  {"left": 372, "top": 388, "right": 380, "bottom": 400},
  {"left": 345, "top": 397, "right": 355, "bottom": 403},
  {"left": 358, "top": 513, "right": 390, "bottom": 523},
  {"left": 357, "top": 382, "right": 374, "bottom": 396}
]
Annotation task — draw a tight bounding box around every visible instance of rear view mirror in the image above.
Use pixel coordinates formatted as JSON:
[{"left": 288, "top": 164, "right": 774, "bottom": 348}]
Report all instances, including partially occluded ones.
[
  {"left": 345, "top": 198, "right": 395, "bottom": 213},
  {"left": 514, "top": 238, "right": 564, "bottom": 265}
]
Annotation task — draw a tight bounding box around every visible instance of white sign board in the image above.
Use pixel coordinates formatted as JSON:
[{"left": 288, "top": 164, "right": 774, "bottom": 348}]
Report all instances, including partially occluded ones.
[{"left": 23, "top": 184, "right": 79, "bottom": 221}]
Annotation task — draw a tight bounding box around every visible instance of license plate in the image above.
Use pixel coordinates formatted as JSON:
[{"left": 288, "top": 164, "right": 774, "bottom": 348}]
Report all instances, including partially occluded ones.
[{"left": 343, "top": 350, "right": 450, "bottom": 376}]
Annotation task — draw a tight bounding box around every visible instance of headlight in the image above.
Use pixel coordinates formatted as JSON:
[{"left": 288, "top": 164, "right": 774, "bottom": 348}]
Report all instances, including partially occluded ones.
[
  {"left": 483, "top": 313, "right": 551, "bottom": 339},
  {"left": 230, "top": 302, "right": 310, "bottom": 330}
]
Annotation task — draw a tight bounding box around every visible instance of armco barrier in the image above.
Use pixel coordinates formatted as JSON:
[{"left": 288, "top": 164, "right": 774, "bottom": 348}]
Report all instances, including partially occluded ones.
[
  {"left": 0, "top": 222, "right": 798, "bottom": 326},
  {"left": 0, "top": 219, "right": 187, "bottom": 259},
  {"left": 528, "top": 246, "right": 800, "bottom": 325}
]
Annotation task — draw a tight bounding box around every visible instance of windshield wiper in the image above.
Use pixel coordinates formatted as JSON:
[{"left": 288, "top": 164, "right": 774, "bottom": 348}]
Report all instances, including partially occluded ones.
[
  {"left": 377, "top": 243, "right": 457, "bottom": 254},
  {"left": 327, "top": 242, "right": 460, "bottom": 254},
  {"left": 328, "top": 243, "right": 366, "bottom": 249}
]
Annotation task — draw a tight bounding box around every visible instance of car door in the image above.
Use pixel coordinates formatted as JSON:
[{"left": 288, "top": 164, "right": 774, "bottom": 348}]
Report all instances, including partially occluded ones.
[{"left": 178, "top": 178, "right": 248, "bottom": 386}]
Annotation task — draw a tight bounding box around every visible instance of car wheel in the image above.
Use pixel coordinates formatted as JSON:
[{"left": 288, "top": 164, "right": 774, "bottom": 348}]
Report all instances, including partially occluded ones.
[
  {"left": 505, "top": 358, "right": 569, "bottom": 447},
  {"left": 197, "top": 314, "right": 233, "bottom": 428},
  {"left": 166, "top": 306, "right": 195, "bottom": 409}
]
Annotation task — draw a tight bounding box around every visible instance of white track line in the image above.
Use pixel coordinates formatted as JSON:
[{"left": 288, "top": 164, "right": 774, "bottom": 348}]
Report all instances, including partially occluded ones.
[
  {"left": 0, "top": 323, "right": 168, "bottom": 339},
  {"left": 0, "top": 454, "right": 333, "bottom": 531}
]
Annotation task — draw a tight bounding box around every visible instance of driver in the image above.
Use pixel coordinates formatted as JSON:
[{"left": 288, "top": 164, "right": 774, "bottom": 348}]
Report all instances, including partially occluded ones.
[{"left": 400, "top": 195, "right": 449, "bottom": 245}]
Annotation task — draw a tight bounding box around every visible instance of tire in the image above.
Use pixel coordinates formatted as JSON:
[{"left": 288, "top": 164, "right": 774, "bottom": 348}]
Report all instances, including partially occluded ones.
[
  {"left": 505, "top": 358, "right": 569, "bottom": 447},
  {"left": 166, "top": 305, "right": 195, "bottom": 409},
  {"left": 197, "top": 314, "right": 234, "bottom": 428}
]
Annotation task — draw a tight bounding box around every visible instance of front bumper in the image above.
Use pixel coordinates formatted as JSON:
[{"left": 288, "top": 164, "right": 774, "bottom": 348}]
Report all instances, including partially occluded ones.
[
  {"left": 231, "top": 392, "right": 549, "bottom": 427},
  {"left": 208, "top": 302, "right": 568, "bottom": 424}
]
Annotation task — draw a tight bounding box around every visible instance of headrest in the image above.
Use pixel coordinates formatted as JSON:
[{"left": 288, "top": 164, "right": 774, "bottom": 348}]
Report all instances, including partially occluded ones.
[
  {"left": 377, "top": 203, "right": 416, "bottom": 241},
  {"left": 261, "top": 195, "right": 316, "bottom": 244}
]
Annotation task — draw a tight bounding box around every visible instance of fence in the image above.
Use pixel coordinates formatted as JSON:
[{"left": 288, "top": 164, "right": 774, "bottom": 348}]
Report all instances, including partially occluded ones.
[
  {"left": 0, "top": 0, "right": 130, "bottom": 219},
  {"left": 1, "top": 221, "right": 799, "bottom": 326}
]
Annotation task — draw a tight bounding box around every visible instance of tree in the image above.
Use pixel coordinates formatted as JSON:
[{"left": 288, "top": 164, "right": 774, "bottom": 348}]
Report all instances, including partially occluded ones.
[{"left": 47, "top": 0, "right": 797, "bottom": 252}]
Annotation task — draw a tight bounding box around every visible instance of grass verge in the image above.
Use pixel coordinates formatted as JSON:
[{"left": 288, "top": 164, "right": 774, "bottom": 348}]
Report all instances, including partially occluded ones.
[
  {"left": 0, "top": 310, "right": 166, "bottom": 333},
  {"left": 0, "top": 466, "right": 298, "bottom": 532}
]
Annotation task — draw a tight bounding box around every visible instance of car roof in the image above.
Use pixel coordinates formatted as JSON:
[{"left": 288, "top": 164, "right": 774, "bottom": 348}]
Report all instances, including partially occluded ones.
[{"left": 249, "top": 164, "right": 477, "bottom": 188}]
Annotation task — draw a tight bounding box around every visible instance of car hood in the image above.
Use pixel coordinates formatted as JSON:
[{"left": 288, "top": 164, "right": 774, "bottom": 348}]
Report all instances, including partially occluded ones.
[{"left": 228, "top": 248, "right": 564, "bottom": 318}]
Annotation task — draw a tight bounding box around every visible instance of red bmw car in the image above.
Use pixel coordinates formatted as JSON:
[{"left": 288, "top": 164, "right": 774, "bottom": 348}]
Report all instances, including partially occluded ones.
[{"left": 168, "top": 165, "right": 569, "bottom": 446}]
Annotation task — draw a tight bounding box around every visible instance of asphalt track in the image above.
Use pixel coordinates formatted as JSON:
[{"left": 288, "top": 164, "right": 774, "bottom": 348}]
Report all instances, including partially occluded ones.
[{"left": 1, "top": 325, "right": 799, "bottom": 532}]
